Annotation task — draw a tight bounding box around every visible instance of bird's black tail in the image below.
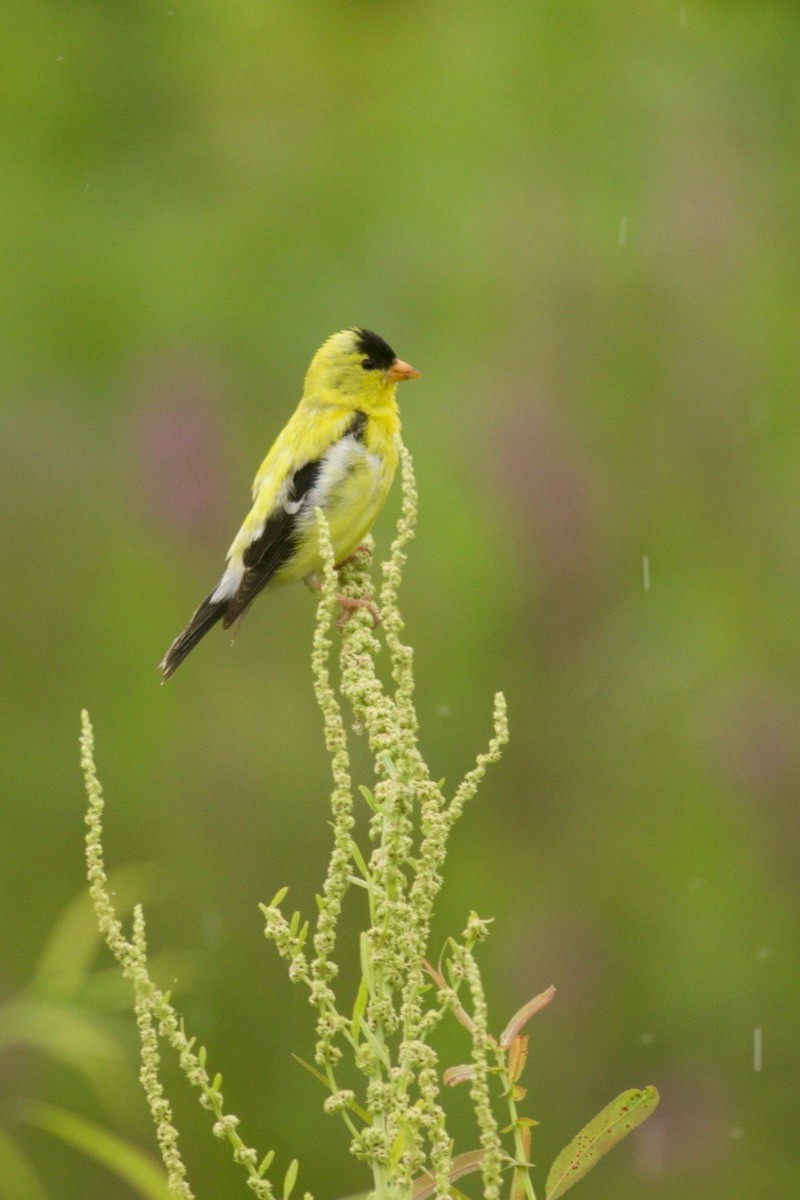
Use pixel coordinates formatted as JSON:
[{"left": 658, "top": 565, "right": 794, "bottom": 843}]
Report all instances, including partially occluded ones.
[{"left": 159, "top": 592, "right": 228, "bottom": 681}]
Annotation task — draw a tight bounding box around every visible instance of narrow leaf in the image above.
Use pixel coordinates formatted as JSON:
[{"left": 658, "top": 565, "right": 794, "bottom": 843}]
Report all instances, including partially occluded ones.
[
  {"left": 357, "top": 785, "right": 378, "bottom": 813},
  {"left": 356, "top": 1018, "right": 392, "bottom": 1069},
  {"left": 351, "top": 976, "right": 368, "bottom": 1041},
  {"left": 506, "top": 1035, "right": 528, "bottom": 1083},
  {"left": 545, "top": 1086, "right": 660, "bottom": 1200},
  {"left": 377, "top": 751, "right": 397, "bottom": 779},
  {"left": 360, "top": 933, "right": 375, "bottom": 993},
  {"left": 258, "top": 1151, "right": 275, "bottom": 1177},
  {"left": 31, "top": 865, "right": 155, "bottom": 1002},
  {"left": 349, "top": 839, "right": 370, "bottom": 880},
  {"left": 282, "top": 1158, "right": 298, "bottom": 1199},
  {"left": 499, "top": 986, "right": 556, "bottom": 1047},
  {"left": 290, "top": 1054, "right": 332, "bottom": 1091},
  {"left": 421, "top": 959, "right": 476, "bottom": 1036},
  {"left": 0, "top": 1124, "right": 48, "bottom": 1200},
  {"left": 443, "top": 1063, "right": 475, "bottom": 1087},
  {"left": 412, "top": 1149, "right": 485, "bottom": 1200},
  {"left": 290, "top": 1056, "right": 371, "bottom": 1125},
  {"left": 20, "top": 1102, "right": 172, "bottom": 1199}
]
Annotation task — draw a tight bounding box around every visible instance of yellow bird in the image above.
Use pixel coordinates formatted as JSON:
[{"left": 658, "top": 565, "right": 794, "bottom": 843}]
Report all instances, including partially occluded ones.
[{"left": 159, "top": 328, "right": 421, "bottom": 680}]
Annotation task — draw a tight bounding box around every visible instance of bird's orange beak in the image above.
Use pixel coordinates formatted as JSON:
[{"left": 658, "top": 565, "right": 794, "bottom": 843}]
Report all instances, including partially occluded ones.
[{"left": 387, "top": 358, "right": 422, "bottom": 383}]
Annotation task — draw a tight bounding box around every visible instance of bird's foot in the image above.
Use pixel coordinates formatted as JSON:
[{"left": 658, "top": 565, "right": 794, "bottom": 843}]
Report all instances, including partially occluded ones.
[
  {"left": 305, "top": 574, "right": 380, "bottom": 629},
  {"left": 335, "top": 593, "right": 380, "bottom": 630}
]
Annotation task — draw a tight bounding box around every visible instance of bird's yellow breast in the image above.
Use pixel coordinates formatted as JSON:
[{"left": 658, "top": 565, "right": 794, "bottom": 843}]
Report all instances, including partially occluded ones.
[
  {"left": 274, "top": 409, "right": 399, "bottom": 582},
  {"left": 225, "top": 397, "right": 400, "bottom": 589}
]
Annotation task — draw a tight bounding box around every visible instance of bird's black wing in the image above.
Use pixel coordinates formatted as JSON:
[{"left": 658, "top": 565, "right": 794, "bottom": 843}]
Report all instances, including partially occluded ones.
[{"left": 221, "top": 410, "right": 367, "bottom": 627}]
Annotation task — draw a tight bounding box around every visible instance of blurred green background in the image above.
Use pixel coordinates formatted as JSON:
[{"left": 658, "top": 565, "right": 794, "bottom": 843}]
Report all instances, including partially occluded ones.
[{"left": 1, "top": 1, "right": 798, "bottom": 1196}]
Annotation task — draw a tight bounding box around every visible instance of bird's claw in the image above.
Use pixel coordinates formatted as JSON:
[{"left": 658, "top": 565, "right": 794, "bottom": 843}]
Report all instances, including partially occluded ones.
[{"left": 335, "top": 593, "right": 380, "bottom": 630}]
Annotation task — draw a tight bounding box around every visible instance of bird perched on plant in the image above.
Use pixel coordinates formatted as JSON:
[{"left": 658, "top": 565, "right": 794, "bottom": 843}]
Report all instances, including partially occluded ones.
[{"left": 159, "top": 327, "right": 421, "bottom": 681}]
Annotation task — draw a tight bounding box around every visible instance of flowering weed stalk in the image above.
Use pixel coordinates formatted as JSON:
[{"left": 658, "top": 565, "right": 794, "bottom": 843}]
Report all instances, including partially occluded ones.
[
  {"left": 81, "top": 443, "right": 658, "bottom": 1199},
  {"left": 261, "top": 445, "right": 512, "bottom": 1198}
]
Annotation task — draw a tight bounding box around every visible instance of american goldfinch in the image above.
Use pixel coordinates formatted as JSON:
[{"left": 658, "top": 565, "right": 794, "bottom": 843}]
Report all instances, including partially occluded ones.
[{"left": 159, "top": 328, "right": 420, "bottom": 681}]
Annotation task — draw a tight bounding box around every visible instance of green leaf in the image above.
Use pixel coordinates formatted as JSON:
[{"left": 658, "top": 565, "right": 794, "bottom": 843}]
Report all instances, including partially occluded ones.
[
  {"left": 20, "top": 1102, "right": 172, "bottom": 1199},
  {"left": 290, "top": 1055, "right": 371, "bottom": 1125},
  {"left": 30, "top": 866, "right": 156, "bottom": 1002},
  {"left": 357, "top": 785, "right": 378, "bottom": 813},
  {"left": 499, "top": 985, "right": 556, "bottom": 1047},
  {"left": 355, "top": 1019, "right": 391, "bottom": 1069},
  {"left": 412, "top": 1149, "right": 485, "bottom": 1200},
  {"left": 80, "top": 952, "right": 195, "bottom": 1012},
  {"left": 0, "top": 998, "right": 129, "bottom": 1084},
  {"left": 351, "top": 975, "right": 368, "bottom": 1041},
  {"left": 359, "top": 932, "right": 374, "bottom": 994},
  {"left": 0, "top": 1124, "right": 48, "bottom": 1200},
  {"left": 349, "top": 839, "right": 370, "bottom": 880},
  {"left": 376, "top": 751, "right": 397, "bottom": 779},
  {"left": 291, "top": 1053, "right": 331, "bottom": 1091},
  {"left": 257, "top": 1150, "right": 275, "bottom": 1177},
  {"left": 545, "top": 1086, "right": 659, "bottom": 1200},
  {"left": 282, "top": 1157, "right": 298, "bottom": 1198}
]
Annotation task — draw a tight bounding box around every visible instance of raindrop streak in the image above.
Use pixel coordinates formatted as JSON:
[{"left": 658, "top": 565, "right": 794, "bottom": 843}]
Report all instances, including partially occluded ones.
[
  {"left": 642, "top": 555, "right": 650, "bottom": 592},
  {"left": 679, "top": 5, "right": 687, "bottom": 27},
  {"left": 618, "top": 215, "right": 628, "bottom": 246},
  {"left": 753, "top": 1027, "right": 763, "bottom": 1072}
]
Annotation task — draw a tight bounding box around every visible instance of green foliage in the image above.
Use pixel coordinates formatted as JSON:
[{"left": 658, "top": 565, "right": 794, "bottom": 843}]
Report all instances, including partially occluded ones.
[
  {"left": 20, "top": 1103, "right": 172, "bottom": 1200},
  {"left": 0, "top": 1124, "right": 48, "bottom": 1200},
  {"left": 80, "top": 451, "right": 656, "bottom": 1198},
  {"left": 0, "top": 872, "right": 178, "bottom": 1198}
]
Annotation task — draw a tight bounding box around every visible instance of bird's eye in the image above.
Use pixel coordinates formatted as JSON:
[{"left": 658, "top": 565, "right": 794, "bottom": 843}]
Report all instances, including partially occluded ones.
[{"left": 361, "top": 357, "right": 376, "bottom": 370}]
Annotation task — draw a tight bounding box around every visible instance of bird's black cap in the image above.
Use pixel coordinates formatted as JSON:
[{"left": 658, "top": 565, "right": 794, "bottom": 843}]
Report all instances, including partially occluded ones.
[{"left": 354, "top": 328, "right": 396, "bottom": 371}]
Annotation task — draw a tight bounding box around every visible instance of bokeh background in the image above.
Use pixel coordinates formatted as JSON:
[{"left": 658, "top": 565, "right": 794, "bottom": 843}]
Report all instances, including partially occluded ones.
[{"left": 1, "top": 2, "right": 798, "bottom": 1197}]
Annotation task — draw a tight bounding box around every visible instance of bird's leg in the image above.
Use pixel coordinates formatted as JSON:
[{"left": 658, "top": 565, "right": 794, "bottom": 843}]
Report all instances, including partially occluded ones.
[
  {"left": 305, "top": 574, "right": 381, "bottom": 630},
  {"left": 333, "top": 543, "right": 379, "bottom": 626}
]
